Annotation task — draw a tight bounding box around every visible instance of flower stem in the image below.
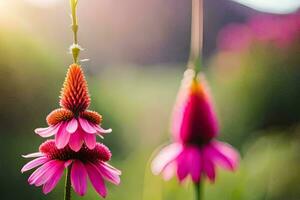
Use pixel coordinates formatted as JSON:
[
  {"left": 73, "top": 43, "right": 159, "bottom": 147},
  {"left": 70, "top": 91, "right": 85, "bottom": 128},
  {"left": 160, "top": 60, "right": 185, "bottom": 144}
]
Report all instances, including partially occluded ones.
[
  {"left": 188, "top": 0, "right": 204, "bottom": 75},
  {"left": 69, "top": 0, "right": 80, "bottom": 63},
  {"left": 194, "top": 182, "right": 203, "bottom": 200},
  {"left": 64, "top": 166, "right": 72, "bottom": 200}
]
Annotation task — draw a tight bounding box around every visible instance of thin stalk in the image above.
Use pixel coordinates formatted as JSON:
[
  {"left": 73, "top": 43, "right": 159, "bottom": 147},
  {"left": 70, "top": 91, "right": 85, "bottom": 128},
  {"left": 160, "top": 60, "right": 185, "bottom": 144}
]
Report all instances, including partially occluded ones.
[
  {"left": 194, "top": 181, "right": 203, "bottom": 200},
  {"left": 70, "top": 0, "right": 80, "bottom": 63},
  {"left": 70, "top": 0, "right": 78, "bottom": 44},
  {"left": 188, "top": 0, "right": 204, "bottom": 75},
  {"left": 64, "top": 166, "right": 72, "bottom": 200}
]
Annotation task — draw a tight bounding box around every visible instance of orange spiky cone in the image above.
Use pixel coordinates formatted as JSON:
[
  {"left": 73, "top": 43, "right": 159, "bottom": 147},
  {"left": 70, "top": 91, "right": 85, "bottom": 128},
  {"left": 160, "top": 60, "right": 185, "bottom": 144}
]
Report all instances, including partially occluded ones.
[
  {"left": 60, "top": 64, "right": 91, "bottom": 114},
  {"left": 80, "top": 110, "right": 102, "bottom": 124},
  {"left": 46, "top": 108, "right": 74, "bottom": 126}
]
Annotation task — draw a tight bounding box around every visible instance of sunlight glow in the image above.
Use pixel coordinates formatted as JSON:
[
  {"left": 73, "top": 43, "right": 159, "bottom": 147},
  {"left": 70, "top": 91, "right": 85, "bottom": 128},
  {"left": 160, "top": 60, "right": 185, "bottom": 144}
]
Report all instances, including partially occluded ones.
[
  {"left": 25, "top": 0, "right": 61, "bottom": 7},
  {"left": 232, "top": 0, "right": 300, "bottom": 14}
]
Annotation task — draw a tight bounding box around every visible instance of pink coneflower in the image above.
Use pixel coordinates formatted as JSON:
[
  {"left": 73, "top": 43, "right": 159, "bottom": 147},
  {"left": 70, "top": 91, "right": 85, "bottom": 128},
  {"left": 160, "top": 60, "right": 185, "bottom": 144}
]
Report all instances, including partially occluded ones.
[
  {"left": 21, "top": 140, "right": 121, "bottom": 197},
  {"left": 152, "top": 69, "right": 239, "bottom": 183},
  {"left": 35, "top": 64, "right": 112, "bottom": 151},
  {"left": 218, "top": 12, "right": 300, "bottom": 51}
]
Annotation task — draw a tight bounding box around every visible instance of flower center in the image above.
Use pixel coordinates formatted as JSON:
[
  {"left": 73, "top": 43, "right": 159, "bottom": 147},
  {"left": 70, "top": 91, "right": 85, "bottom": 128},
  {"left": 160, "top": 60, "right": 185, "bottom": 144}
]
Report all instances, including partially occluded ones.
[
  {"left": 39, "top": 140, "right": 111, "bottom": 163},
  {"left": 60, "top": 64, "right": 91, "bottom": 114}
]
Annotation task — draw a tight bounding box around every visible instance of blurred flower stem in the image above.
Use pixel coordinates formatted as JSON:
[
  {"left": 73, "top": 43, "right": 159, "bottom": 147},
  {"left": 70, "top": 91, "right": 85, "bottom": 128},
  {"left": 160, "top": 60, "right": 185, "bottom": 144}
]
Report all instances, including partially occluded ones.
[
  {"left": 189, "top": 1, "right": 205, "bottom": 198},
  {"left": 188, "top": 0, "right": 203, "bottom": 75},
  {"left": 70, "top": 0, "right": 80, "bottom": 64},
  {"left": 64, "top": 166, "right": 72, "bottom": 200},
  {"left": 194, "top": 182, "right": 203, "bottom": 200}
]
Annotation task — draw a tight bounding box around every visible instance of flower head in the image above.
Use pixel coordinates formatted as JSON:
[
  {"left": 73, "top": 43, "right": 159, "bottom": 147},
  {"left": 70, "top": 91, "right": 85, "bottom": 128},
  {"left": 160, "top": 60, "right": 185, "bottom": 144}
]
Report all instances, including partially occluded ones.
[
  {"left": 35, "top": 64, "right": 111, "bottom": 151},
  {"left": 171, "top": 69, "right": 219, "bottom": 145},
  {"left": 60, "top": 64, "right": 90, "bottom": 114},
  {"left": 152, "top": 69, "right": 239, "bottom": 183},
  {"left": 21, "top": 140, "right": 121, "bottom": 197},
  {"left": 218, "top": 13, "right": 300, "bottom": 51}
]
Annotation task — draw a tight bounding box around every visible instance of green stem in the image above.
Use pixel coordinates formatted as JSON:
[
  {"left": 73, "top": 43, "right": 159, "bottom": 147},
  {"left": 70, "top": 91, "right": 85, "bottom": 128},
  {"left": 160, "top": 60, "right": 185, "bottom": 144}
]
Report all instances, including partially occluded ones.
[
  {"left": 64, "top": 166, "right": 72, "bottom": 200},
  {"left": 70, "top": 0, "right": 80, "bottom": 63},
  {"left": 188, "top": 0, "right": 204, "bottom": 75},
  {"left": 194, "top": 182, "right": 203, "bottom": 200}
]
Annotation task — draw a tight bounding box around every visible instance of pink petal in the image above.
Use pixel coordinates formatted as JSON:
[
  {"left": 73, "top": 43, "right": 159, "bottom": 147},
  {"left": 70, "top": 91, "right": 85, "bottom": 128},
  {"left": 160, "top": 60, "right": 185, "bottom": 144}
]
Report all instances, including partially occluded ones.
[
  {"left": 33, "top": 161, "right": 63, "bottom": 187},
  {"left": 151, "top": 143, "right": 182, "bottom": 175},
  {"left": 22, "top": 152, "right": 43, "bottom": 158},
  {"left": 85, "top": 162, "right": 107, "bottom": 198},
  {"left": 161, "top": 161, "right": 176, "bottom": 181},
  {"left": 35, "top": 123, "right": 61, "bottom": 138},
  {"left": 66, "top": 118, "right": 78, "bottom": 134},
  {"left": 21, "top": 157, "right": 49, "bottom": 173},
  {"left": 69, "top": 131, "right": 84, "bottom": 152},
  {"left": 188, "top": 148, "right": 202, "bottom": 183},
  {"left": 79, "top": 118, "right": 97, "bottom": 134},
  {"left": 84, "top": 133, "right": 96, "bottom": 149},
  {"left": 28, "top": 161, "right": 51, "bottom": 184},
  {"left": 97, "top": 161, "right": 121, "bottom": 185},
  {"left": 210, "top": 141, "right": 240, "bottom": 171},
  {"left": 28, "top": 160, "right": 58, "bottom": 185},
  {"left": 55, "top": 123, "right": 71, "bottom": 149},
  {"left": 102, "top": 162, "right": 122, "bottom": 175},
  {"left": 64, "top": 160, "right": 73, "bottom": 168},
  {"left": 42, "top": 162, "right": 65, "bottom": 194},
  {"left": 202, "top": 149, "right": 216, "bottom": 182},
  {"left": 94, "top": 124, "right": 112, "bottom": 134},
  {"left": 176, "top": 150, "right": 189, "bottom": 182},
  {"left": 71, "top": 160, "right": 87, "bottom": 196}
]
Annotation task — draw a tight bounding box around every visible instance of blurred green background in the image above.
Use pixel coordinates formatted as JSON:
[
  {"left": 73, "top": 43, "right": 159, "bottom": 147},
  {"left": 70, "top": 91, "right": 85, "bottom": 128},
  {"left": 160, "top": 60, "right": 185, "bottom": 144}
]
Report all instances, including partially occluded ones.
[{"left": 0, "top": 1, "right": 300, "bottom": 200}]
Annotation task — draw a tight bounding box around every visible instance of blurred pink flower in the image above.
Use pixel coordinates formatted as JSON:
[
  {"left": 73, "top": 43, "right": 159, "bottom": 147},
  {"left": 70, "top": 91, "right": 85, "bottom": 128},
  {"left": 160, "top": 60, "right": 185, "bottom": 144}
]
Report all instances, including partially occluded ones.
[
  {"left": 21, "top": 140, "right": 121, "bottom": 197},
  {"left": 249, "top": 14, "right": 300, "bottom": 47},
  {"left": 218, "top": 12, "right": 300, "bottom": 51},
  {"left": 35, "top": 64, "right": 111, "bottom": 151},
  {"left": 218, "top": 24, "right": 253, "bottom": 51},
  {"left": 152, "top": 69, "right": 239, "bottom": 183}
]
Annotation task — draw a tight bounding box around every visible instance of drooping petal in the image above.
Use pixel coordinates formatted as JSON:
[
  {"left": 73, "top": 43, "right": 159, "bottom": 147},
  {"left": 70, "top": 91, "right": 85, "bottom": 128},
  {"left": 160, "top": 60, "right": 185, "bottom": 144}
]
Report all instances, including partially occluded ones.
[
  {"left": 97, "top": 161, "right": 121, "bottom": 185},
  {"left": 66, "top": 118, "right": 78, "bottom": 134},
  {"left": 79, "top": 118, "right": 97, "bottom": 134},
  {"left": 85, "top": 162, "right": 107, "bottom": 198},
  {"left": 28, "top": 160, "right": 58, "bottom": 185},
  {"left": 71, "top": 160, "right": 88, "bottom": 196},
  {"left": 210, "top": 141, "right": 239, "bottom": 171},
  {"left": 188, "top": 147, "right": 202, "bottom": 183},
  {"left": 84, "top": 133, "right": 96, "bottom": 149},
  {"left": 102, "top": 162, "right": 122, "bottom": 175},
  {"left": 28, "top": 162, "right": 50, "bottom": 184},
  {"left": 151, "top": 143, "right": 182, "bottom": 175},
  {"left": 22, "top": 152, "right": 44, "bottom": 158},
  {"left": 55, "top": 123, "right": 71, "bottom": 149},
  {"left": 35, "top": 123, "right": 61, "bottom": 138},
  {"left": 176, "top": 150, "right": 189, "bottom": 182},
  {"left": 202, "top": 148, "right": 216, "bottom": 182},
  {"left": 21, "top": 157, "right": 49, "bottom": 173},
  {"left": 69, "top": 131, "right": 84, "bottom": 152},
  {"left": 43, "top": 161, "right": 65, "bottom": 194},
  {"left": 33, "top": 161, "right": 63, "bottom": 187},
  {"left": 94, "top": 124, "right": 112, "bottom": 134},
  {"left": 161, "top": 161, "right": 176, "bottom": 181}
]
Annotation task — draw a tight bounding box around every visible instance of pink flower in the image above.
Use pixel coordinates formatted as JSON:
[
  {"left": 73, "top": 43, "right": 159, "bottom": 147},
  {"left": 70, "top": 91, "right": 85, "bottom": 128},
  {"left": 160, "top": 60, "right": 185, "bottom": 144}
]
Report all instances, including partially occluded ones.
[
  {"left": 35, "top": 64, "right": 111, "bottom": 151},
  {"left": 21, "top": 140, "right": 121, "bottom": 197},
  {"left": 218, "top": 12, "right": 300, "bottom": 51},
  {"left": 217, "top": 24, "right": 254, "bottom": 51},
  {"left": 152, "top": 69, "right": 239, "bottom": 183}
]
